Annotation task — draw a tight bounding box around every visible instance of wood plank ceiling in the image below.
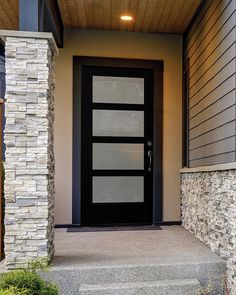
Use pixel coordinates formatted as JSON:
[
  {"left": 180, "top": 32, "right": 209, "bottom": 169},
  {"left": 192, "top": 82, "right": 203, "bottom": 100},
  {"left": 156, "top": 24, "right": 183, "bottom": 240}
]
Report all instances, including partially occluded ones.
[
  {"left": 0, "top": 0, "right": 201, "bottom": 34},
  {"left": 58, "top": 0, "right": 202, "bottom": 33},
  {"left": 0, "top": 0, "right": 18, "bottom": 30}
]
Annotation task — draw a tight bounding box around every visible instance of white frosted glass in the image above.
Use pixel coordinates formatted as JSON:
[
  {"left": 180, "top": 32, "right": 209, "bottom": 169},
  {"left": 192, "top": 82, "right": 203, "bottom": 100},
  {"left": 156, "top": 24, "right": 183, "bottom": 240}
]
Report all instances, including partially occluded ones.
[
  {"left": 93, "top": 110, "right": 144, "bottom": 137},
  {"left": 93, "top": 143, "right": 144, "bottom": 169},
  {"left": 93, "top": 76, "right": 144, "bottom": 104},
  {"left": 93, "top": 177, "right": 144, "bottom": 203}
]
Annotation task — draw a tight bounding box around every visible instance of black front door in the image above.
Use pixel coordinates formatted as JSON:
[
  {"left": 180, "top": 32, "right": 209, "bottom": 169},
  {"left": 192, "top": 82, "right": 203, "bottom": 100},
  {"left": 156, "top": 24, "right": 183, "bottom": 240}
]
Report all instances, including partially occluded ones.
[{"left": 81, "top": 65, "right": 154, "bottom": 226}]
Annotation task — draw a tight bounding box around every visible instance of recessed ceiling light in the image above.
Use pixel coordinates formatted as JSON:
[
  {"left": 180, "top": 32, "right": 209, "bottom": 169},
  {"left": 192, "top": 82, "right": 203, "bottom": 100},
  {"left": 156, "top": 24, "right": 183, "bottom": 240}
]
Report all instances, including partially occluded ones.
[{"left": 120, "top": 15, "right": 133, "bottom": 21}]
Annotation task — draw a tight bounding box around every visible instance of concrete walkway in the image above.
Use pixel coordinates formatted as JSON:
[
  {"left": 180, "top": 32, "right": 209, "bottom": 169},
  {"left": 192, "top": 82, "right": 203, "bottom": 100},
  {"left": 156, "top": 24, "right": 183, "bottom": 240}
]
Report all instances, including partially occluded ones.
[
  {"left": 42, "top": 226, "right": 226, "bottom": 294},
  {"left": 53, "top": 225, "right": 224, "bottom": 269}
]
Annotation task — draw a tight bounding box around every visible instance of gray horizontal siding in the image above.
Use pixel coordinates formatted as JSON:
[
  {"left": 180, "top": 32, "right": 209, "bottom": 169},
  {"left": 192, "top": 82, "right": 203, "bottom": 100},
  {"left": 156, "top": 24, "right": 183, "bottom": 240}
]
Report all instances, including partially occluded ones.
[
  {"left": 185, "top": 0, "right": 234, "bottom": 61},
  {"left": 189, "top": 28, "right": 235, "bottom": 84},
  {"left": 189, "top": 106, "right": 235, "bottom": 140},
  {"left": 184, "top": 0, "right": 236, "bottom": 167},
  {"left": 185, "top": 0, "right": 222, "bottom": 53},
  {"left": 189, "top": 136, "right": 235, "bottom": 160},
  {"left": 189, "top": 75, "right": 235, "bottom": 118},
  {"left": 188, "top": 9, "right": 235, "bottom": 69},
  {"left": 189, "top": 121, "right": 236, "bottom": 150},
  {"left": 189, "top": 90, "right": 235, "bottom": 129},
  {"left": 190, "top": 43, "right": 235, "bottom": 97},
  {"left": 189, "top": 152, "right": 235, "bottom": 167},
  {"left": 189, "top": 59, "right": 235, "bottom": 108}
]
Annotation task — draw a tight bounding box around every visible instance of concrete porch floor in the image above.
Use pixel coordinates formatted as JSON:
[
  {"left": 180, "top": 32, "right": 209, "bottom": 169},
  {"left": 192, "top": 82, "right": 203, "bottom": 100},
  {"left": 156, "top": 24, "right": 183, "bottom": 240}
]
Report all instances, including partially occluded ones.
[{"left": 53, "top": 225, "right": 224, "bottom": 269}]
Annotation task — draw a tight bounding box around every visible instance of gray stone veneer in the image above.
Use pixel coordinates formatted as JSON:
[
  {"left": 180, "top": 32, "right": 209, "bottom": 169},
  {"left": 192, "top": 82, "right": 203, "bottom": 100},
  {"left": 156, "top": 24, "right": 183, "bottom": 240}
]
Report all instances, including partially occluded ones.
[
  {"left": 2, "top": 33, "right": 57, "bottom": 268},
  {"left": 181, "top": 169, "right": 236, "bottom": 294}
]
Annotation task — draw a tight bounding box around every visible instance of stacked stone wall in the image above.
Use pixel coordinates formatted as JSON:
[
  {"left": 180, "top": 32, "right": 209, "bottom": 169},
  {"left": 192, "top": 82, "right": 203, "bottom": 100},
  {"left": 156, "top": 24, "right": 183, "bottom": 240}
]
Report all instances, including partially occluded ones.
[{"left": 181, "top": 170, "right": 236, "bottom": 294}]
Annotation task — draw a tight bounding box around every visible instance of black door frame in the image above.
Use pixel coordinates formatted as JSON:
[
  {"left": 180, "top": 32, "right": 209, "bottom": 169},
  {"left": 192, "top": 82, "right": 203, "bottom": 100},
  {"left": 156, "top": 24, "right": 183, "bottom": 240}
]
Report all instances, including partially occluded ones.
[{"left": 73, "top": 57, "right": 163, "bottom": 225}]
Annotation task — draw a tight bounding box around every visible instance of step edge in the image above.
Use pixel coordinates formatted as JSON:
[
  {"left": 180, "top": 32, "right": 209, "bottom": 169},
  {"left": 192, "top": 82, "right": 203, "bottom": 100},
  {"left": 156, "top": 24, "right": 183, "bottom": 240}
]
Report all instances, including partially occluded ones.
[
  {"left": 51, "top": 260, "right": 226, "bottom": 272},
  {"left": 79, "top": 278, "right": 201, "bottom": 291}
]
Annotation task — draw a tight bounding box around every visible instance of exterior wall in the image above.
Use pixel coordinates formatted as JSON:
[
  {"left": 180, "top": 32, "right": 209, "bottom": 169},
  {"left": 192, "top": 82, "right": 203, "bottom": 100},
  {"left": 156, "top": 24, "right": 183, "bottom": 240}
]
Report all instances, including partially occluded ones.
[
  {"left": 2, "top": 32, "right": 57, "bottom": 268},
  {"left": 181, "top": 167, "right": 236, "bottom": 294},
  {"left": 54, "top": 29, "right": 183, "bottom": 224},
  {"left": 182, "top": 0, "right": 236, "bottom": 292},
  {"left": 184, "top": 0, "right": 236, "bottom": 168}
]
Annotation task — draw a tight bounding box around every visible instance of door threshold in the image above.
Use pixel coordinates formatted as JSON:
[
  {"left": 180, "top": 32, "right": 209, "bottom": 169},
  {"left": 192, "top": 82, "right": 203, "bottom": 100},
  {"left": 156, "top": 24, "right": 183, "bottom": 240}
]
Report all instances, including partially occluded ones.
[{"left": 66, "top": 225, "right": 162, "bottom": 233}]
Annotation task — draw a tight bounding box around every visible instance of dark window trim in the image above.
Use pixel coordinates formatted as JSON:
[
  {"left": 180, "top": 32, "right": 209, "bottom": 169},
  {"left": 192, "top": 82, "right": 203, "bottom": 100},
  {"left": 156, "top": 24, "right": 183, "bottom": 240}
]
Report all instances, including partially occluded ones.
[{"left": 73, "top": 56, "right": 163, "bottom": 225}]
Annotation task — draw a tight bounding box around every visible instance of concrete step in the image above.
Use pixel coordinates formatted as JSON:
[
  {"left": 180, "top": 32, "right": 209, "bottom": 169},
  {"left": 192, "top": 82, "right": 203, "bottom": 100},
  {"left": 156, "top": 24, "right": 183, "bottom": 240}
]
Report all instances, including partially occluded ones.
[
  {"left": 43, "top": 261, "right": 226, "bottom": 295},
  {"left": 79, "top": 279, "right": 201, "bottom": 295}
]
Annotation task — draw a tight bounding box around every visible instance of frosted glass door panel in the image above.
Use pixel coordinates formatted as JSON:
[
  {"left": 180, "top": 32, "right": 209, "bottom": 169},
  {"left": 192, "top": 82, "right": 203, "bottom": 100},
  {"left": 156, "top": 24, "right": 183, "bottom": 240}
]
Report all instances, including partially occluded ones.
[
  {"left": 93, "top": 177, "right": 144, "bottom": 203},
  {"left": 93, "top": 76, "right": 144, "bottom": 104},
  {"left": 93, "top": 143, "right": 144, "bottom": 169},
  {"left": 93, "top": 110, "right": 144, "bottom": 137}
]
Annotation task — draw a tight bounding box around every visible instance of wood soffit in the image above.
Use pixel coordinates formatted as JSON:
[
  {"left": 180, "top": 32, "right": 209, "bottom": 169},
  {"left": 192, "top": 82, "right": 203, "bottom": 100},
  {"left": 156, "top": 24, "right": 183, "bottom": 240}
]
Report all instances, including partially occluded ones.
[{"left": 0, "top": 0, "right": 201, "bottom": 34}]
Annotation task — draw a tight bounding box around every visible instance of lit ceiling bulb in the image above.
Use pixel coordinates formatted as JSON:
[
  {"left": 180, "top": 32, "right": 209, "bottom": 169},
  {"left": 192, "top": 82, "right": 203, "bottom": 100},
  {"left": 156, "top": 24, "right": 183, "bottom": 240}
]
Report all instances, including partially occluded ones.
[{"left": 120, "top": 15, "right": 133, "bottom": 21}]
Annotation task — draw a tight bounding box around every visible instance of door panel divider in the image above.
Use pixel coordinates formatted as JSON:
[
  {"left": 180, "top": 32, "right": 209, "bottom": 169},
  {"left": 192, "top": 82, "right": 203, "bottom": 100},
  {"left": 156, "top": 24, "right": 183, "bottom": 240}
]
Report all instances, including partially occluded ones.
[{"left": 92, "top": 103, "right": 144, "bottom": 110}]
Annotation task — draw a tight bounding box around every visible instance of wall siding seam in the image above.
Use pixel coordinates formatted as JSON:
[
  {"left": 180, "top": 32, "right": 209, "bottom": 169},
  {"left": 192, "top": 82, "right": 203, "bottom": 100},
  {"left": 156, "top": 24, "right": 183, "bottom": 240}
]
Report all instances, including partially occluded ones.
[
  {"left": 189, "top": 104, "right": 236, "bottom": 132},
  {"left": 189, "top": 60, "right": 235, "bottom": 104},
  {"left": 189, "top": 119, "right": 236, "bottom": 141},
  {"left": 190, "top": 79, "right": 236, "bottom": 115},
  {"left": 189, "top": 42, "right": 236, "bottom": 90},
  {"left": 186, "top": 0, "right": 232, "bottom": 58},
  {"left": 189, "top": 57, "right": 235, "bottom": 98},
  {"left": 188, "top": 11, "right": 236, "bottom": 68},
  {"left": 189, "top": 122, "right": 236, "bottom": 145},
  {"left": 189, "top": 73, "right": 235, "bottom": 110},
  {"left": 190, "top": 98, "right": 235, "bottom": 128},
  {"left": 235, "top": 9, "right": 236, "bottom": 163},
  {"left": 189, "top": 150, "right": 235, "bottom": 162},
  {"left": 184, "top": 0, "right": 218, "bottom": 48},
  {"left": 189, "top": 153, "right": 235, "bottom": 166},
  {"left": 185, "top": 0, "right": 234, "bottom": 59},
  {"left": 189, "top": 27, "right": 236, "bottom": 79},
  {"left": 189, "top": 135, "right": 236, "bottom": 152},
  {"left": 189, "top": 88, "right": 236, "bottom": 120},
  {"left": 189, "top": 138, "right": 235, "bottom": 159}
]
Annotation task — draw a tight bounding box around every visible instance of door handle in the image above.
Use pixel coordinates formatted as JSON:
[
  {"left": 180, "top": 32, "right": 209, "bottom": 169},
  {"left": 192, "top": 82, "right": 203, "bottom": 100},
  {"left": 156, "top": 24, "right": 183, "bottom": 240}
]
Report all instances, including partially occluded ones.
[{"left": 148, "top": 150, "right": 153, "bottom": 172}]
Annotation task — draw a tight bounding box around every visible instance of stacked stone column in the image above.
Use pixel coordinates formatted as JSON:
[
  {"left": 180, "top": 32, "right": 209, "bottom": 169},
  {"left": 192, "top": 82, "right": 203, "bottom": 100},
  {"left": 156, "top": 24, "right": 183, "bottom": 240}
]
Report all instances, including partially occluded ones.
[{"left": 1, "top": 32, "right": 58, "bottom": 268}]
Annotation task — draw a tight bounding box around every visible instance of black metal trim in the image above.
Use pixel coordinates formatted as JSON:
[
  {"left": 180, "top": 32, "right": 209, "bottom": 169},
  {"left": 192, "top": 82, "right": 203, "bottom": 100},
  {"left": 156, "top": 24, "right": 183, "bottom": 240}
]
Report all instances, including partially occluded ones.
[
  {"left": 153, "top": 65, "right": 163, "bottom": 223},
  {"left": 93, "top": 103, "right": 144, "bottom": 110},
  {"left": 182, "top": 58, "right": 190, "bottom": 167},
  {"left": 41, "top": 0, "right": 64, "bottom": 48},
  {"left": 72, "top": 57, "right": 82, "bottom": 225},
  {"left": 93, "top": 136, "right": 144, "bottom": 143},
  {"left": 92, "top": 170, "right": 144, "bottom": 176}
]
